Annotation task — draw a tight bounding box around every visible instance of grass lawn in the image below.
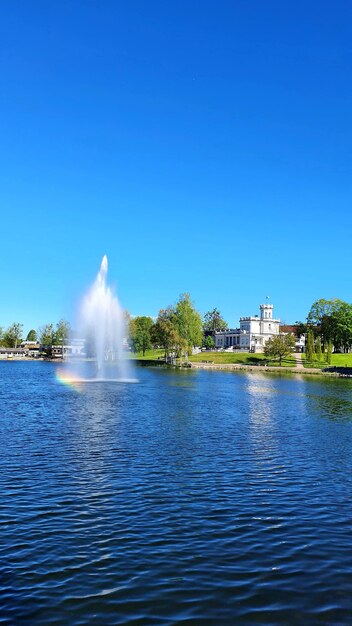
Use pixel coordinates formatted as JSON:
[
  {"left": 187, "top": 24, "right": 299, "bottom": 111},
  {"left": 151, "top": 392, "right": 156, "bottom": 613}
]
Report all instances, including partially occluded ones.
[
  {"left": 303, "top": 353, "right": 352, "bottom": 369},
  {"left": 129, "top": 349, "right": 297, "bottom": 367},
  {"left": 189, "top": 351, "right": 297, "bottom": 368},
  {"left": 129, "top": 349, "right": 165, "bottom": 361}
]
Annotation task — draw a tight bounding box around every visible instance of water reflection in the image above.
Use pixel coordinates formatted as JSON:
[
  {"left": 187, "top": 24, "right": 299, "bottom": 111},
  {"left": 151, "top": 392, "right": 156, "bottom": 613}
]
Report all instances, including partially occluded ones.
[
  {"left": 246, "top": 374, "right": 276, "bottom": 424},
  {"left": 309, "top": 393, "right": 352, "bottom": 421}
]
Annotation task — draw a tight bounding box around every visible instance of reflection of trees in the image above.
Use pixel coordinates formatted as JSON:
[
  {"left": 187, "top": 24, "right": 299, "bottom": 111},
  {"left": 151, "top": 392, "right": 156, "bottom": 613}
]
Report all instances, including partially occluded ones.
[{"left": 312, "top": 394, "right": 352, "bottom": 420}]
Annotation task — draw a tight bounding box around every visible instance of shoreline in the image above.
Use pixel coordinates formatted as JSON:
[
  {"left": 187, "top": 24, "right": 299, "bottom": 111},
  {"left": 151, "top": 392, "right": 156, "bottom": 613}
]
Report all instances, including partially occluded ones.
[
  {"left": 188, "top": 362, "right": 341, "bottom": 377},
  {"left": 1, "top": 357, "right": 351, "bottom": 379}
]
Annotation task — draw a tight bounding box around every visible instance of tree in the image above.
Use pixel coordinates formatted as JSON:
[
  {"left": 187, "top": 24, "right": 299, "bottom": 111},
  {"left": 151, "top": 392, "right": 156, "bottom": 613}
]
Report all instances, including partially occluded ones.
[
  {"left": 305, "top": 329, "right": 315, "bottom": 362},
  {"left": 38, "top": 324, "right": 54, "bottom": 347},
  {"left": 53, "top": 319, "right": 70, "bottom": 345},
  {"left": 129, "top": 316, "right": 154, "bottom": 356},
  {"left": 26, "top": 329, "right": 37, "bottom": 342},
  {"left": 173, "top": 293, "right": 203, "bottom": 358},
  {"left": 152, "top": 296, "right": 204, "bottom": 363},
  {"left": 329, "top": 302, "right": 352, "bottom": 353},
  {"left": 152, "top": 309, "right": 182, "bottom": 361},
  {"left": 307, "top": 298, "right": 344, "bottom": 327},
  {"left": 203, "top": 335, "right": 215, "bottom": 349},
  {"left": 3, "top": 322, "right": 23, "bottom": 348},
  {"left": 325, "top": 341, "right": 332, "bottom": 365},
  {"left": 264, "top": 333, "right": 296, "bottom": 366},
  {"left": 294, "top": 321, "right": 307, "bottom": 338},
  {"left": 307, "top": 298, "right": 345, "bottom": 348},
  {"left": 307, "top": 298, "right": 352, "bottom": 352},
  {"left": 203, "top": 308, "right": 228, "bottom": 332},
  {"left": 315, "top": 336, "right": 322, "bottom": 362},
  {"left": 0, "top": 327, "right": 4, "bottom": 346}
]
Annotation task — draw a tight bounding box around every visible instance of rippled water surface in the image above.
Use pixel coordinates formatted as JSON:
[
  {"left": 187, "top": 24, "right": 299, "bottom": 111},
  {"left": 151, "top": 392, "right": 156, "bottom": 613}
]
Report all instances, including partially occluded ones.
[{"left": 1, "top": 362, "right": 352, "bottom": 625}]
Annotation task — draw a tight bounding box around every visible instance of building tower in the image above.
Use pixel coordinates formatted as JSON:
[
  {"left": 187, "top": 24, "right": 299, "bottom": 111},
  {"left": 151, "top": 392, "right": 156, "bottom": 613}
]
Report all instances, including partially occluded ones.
[{"left": 260, "top": 303, "right": 273, "bottom": 320}]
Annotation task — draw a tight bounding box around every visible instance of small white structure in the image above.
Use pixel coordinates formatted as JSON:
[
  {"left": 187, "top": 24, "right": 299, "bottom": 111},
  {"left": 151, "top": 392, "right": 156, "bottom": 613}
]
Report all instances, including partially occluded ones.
[
  {"left": 214, "top": 303, "right": 281, "bottom": 353},
  {"left": 51, "top": 339, "right": 85, "bottom": 358}
]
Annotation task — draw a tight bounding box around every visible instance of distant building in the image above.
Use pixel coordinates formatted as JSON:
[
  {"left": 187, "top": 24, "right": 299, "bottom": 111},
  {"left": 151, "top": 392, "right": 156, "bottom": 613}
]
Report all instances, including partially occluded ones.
[
  {"left": 51, "top": 339, "right": 85, "bottom": 359},
  {"left": 214, "top": 303, "right": 280, "bottom": 353},
  {"left": 279, "top": 325, "right": 305, "bottom": 353},
  {"left": 20, "top": 341, "right": 40, "bottom": 357},
  {"left": 0, "top": 347, "right": 27, "bottom": 359},
  {"left": 214, "top": 304, "right": 306, "bottom": 353}
]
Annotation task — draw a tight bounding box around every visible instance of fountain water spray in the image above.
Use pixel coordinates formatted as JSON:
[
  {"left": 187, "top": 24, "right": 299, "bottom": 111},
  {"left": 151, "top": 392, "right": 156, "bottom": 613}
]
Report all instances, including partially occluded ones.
[{"left": 58, "top": 255, "right": 136, "bottom": 384}]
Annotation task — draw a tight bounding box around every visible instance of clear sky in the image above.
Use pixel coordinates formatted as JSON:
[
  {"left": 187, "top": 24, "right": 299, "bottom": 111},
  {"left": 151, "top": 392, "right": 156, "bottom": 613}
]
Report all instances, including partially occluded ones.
[{"left": 1, "top": 1, "right": 351, "bottom": 334}]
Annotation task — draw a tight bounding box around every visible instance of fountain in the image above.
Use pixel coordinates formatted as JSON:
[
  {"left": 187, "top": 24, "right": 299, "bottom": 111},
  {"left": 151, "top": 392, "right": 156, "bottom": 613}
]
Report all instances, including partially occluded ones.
[{"left": 58, "top": 255, "right": 136, "bottom": 385}]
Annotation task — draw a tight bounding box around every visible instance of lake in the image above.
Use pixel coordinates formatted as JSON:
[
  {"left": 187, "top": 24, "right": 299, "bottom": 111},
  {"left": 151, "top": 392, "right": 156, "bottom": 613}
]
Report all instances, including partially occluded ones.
[{"left": 1, "top": 361, "right": 352, "bottom": 625}]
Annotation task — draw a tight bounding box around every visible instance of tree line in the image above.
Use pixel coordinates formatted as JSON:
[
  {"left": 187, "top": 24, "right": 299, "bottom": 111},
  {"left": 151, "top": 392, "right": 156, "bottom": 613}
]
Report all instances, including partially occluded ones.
[
  {"left": 0, "top": 320, "right": 70, "bottom": 352},
  {"left": 297, "top": 298, "right": 352, "bottom": 363},
  {"left": 129, "top": 296, "right": 352, "bottom": 365},
  {"left": 3, "top": 297, "right": 351, "bottom": 363},
  {"left": 129, "top": 298, "right": 229, "bottom": 361},
  {"left": 263, "top": 298, "right": 352, "bottom": 365}
]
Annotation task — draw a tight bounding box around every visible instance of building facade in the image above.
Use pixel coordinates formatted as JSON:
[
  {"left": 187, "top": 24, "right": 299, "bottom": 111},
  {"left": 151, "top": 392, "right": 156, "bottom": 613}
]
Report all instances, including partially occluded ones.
[
  {"left": 214, "top": 303, "right": 281, "bottom": 353},
  {"left": 51, "top": 339, "right": 85, "bottom": 358}
]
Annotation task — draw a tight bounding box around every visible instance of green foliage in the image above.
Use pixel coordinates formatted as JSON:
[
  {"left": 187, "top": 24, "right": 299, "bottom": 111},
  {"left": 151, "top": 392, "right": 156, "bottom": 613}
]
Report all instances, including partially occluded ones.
[
  {"left": 264, "top": 333, "right": 296, "bottom": 366},
  {"left": 203, "top": 308, "right": 228, "bottom": 332},
  {"left": 26, "top": 329, "right": 37, "bottom": 342},
  {"left": 3, "top": 322, "right": 23, "bottom": 348},
  {"left": 203, "top": 335, "right": 215, "bottom": 349},
  {"left": 325, "top": 341, "right": 332, "bottom": 365},
  {"left": 315, "top": 336, "right": 322, "bottom": 361},
  {"left": 152, "top": 295, "right": 202, "bottom": 362},
  {"left": 294, "top": 321, "right": 307, "bottom": 338},
  {"left": 307, "top": 299, "right": 347, "bottom": 347},
  {"left": 53, "top": 319, "right": 71, "bottom": 345},
  {"left": 329, "top": 302, "right": 352, "bottom": 353},
  {"left": 306, "top": 298, "right": 352, "bottom": 353},
  {"left": 152, "top": 308, "right": 182, "bottom": 359},
  {"left": 305, "top": 329, "right": 315, "bottom": 362},
  {"left": 173, "top": 293, "right": 203, "bottom": 352},
  {"left": 38, "top": 323, "right": 54, "bottom": 351},
  {"left": 307, "top": 298, "right": 344, "bottom": 327},
  {"left": 37, "top": 320, "right": 70, "bottom": 356},
  {"left": 129, "top": 316, "right": 154, "bottom": 356}
]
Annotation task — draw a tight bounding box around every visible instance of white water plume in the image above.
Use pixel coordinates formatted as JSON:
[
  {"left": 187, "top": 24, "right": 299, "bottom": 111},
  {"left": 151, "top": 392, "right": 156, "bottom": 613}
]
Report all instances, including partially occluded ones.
[{"left": 61, "top": 255, "right": 136, "bottom": 383}]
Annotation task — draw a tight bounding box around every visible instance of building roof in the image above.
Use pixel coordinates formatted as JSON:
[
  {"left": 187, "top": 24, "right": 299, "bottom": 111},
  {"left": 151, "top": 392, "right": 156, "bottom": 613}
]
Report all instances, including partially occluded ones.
[
  {"left": 280, "top": 325, "right": 298, "bottom": 334},
  {"left": 0, "top": 347, "right": 27, "bottom": 353}
]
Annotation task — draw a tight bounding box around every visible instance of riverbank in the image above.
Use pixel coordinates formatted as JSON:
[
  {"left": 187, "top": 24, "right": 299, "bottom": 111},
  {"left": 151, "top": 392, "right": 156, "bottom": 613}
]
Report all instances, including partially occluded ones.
[
  {"left": 188, "top": 361, "right": 340, "bottom": 376},
  {"left": 131, "top": 350, "right": 352, "bottom": 377},
  {"left": 2, "top": 355, "right": 350, "bottom": 378}
]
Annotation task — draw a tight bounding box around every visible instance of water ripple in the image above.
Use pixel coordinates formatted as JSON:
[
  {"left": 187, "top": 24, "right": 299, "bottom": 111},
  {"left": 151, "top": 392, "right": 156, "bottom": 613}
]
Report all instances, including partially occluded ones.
[{"left": 1, "top": 363, "right": 352, "bottom": 624}]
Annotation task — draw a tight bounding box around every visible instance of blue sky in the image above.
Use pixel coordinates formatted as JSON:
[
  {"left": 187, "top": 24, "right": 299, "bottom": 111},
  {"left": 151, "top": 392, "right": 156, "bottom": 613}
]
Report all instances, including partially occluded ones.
[{"left": 1, "top": 1, "right": 351, "bottom": 333}]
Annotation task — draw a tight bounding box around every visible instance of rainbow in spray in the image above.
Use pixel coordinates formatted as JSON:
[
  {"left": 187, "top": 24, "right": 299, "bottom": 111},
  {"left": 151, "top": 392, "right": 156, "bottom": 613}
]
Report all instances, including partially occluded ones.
[{"left": 56, "top": 368, "right": 85, "bottom": 392}]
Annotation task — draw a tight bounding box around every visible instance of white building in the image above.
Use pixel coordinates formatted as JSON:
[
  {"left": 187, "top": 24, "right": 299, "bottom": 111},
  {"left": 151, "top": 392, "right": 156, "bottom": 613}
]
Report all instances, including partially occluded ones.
[
  {"left": 214, "top": 303, "right": 281, "bottom": 353},
  {"left": 51, "top": 339, "right": 85, "bottom": 358}
]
